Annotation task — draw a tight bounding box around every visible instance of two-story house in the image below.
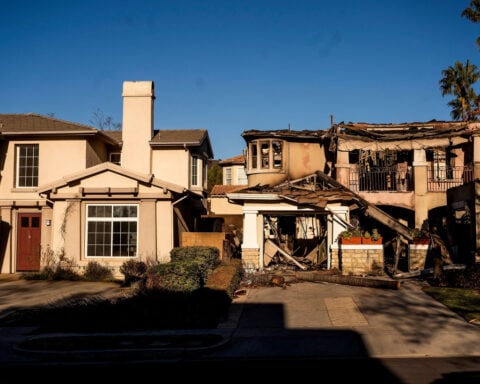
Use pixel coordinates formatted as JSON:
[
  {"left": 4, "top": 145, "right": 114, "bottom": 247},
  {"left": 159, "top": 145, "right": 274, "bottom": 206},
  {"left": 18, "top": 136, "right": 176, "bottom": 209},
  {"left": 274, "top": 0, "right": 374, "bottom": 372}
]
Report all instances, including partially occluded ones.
[
  {"left": 0, "top": 81, "right": 213, "bottom": 275},
  {"left": 225, "top": 121, "right": 480, "bottom": 274}
]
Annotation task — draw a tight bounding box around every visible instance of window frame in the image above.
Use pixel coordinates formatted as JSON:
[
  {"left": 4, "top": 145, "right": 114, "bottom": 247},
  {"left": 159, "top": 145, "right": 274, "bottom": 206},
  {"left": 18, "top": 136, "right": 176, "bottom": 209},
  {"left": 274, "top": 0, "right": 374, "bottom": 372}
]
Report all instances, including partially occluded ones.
[
  {"left": 15, "top": 143, "right": 39, "bottom": 188},
  {"left": 248, "top": 139, "right": 284, "bottom": 172},
  {"left": 224, "top": 167, "right": 232, "bottom": 185},
  {"left": 191, "top": 155, "right": 203, "bottom": 187},
  {"left": 85, "top": 203, "right": 139, "bottom": 258}
]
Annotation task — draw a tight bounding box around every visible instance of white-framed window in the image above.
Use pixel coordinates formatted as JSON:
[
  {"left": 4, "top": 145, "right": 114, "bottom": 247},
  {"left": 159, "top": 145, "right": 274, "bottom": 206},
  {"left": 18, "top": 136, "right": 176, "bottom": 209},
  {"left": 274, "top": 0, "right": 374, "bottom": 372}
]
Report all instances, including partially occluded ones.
[
  {"left": 191, "top": 155, "right": 202, "bottom": 187},
  {"left": 16, "top": 144, "right": 39, "bottom": 187},
  {"left": 237, "top": 166, "right": 248, "bottom": 184},
  {"left": 109, "top": 152, "right": 121, "bottom": 165},
  {"left": 224, "top": 167, "right": 232, "bottom": 185},
  {"left": 86, "top": 204, "right": 138, "bottom": 257}
]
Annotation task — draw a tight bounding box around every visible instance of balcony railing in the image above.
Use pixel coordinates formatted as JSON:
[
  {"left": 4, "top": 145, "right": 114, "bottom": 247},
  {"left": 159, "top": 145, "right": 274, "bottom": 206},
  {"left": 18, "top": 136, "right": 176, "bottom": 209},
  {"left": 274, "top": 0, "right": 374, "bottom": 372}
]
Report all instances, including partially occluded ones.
[
  {"left": 349, "top": 165, "right": 473, "bottom": 192},
  {"left": 427, "top": 165, "right": 473, "bottom": 191},
  {"left": 349, "top": 167, "right": 413, "bottom": 192}
]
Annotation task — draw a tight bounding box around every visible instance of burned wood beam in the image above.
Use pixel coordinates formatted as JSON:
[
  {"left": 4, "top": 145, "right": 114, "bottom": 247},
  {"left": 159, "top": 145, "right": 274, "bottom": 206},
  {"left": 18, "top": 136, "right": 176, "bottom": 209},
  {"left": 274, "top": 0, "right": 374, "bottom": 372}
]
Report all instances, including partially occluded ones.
[{"left": 265, "top": 239, "right": 308, "bottom": 270}]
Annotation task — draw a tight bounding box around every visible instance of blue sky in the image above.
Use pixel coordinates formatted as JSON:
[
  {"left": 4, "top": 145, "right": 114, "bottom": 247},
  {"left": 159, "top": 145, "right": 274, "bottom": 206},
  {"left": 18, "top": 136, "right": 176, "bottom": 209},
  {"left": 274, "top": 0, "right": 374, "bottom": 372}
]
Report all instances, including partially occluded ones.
[{"left": 1, "top": 1, "right": 478, "bottom": 160}]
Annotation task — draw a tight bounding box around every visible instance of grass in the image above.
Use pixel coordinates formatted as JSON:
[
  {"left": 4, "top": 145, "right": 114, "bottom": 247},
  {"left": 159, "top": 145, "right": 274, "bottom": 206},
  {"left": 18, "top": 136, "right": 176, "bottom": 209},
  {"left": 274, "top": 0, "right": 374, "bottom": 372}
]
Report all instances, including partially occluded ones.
[
  {"left": 422, "top": 263, "right": 480, "bottom": 324},
  {"left": 422, "top": 286, "right": 480, "bottom": 324}
]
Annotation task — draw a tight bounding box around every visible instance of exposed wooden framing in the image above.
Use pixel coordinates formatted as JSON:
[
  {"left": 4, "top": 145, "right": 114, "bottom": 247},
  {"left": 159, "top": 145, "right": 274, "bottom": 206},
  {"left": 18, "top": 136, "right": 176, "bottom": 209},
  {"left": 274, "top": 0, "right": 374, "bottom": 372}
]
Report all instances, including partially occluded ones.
[{"left": 265, "top": 239, "right": 308, "bottom": 270}]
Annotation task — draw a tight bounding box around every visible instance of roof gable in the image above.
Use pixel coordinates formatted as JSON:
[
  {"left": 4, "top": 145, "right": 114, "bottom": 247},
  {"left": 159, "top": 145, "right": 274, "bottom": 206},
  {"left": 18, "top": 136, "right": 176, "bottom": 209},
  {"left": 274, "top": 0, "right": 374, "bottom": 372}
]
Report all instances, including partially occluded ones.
[{"left": 38, "top": 162, "right": 186, "bottom": 195}]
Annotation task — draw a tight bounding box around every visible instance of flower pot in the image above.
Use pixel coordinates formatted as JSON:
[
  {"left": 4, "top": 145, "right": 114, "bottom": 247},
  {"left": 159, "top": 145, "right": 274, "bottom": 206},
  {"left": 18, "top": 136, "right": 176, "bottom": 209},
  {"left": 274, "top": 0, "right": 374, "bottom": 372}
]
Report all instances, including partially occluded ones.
[
  {"left": 340, "top": 237, "right": 362, "bottom": 245},
  {"left": 413, "top": 238, "right": 430, "bottom": 245},
  {"left": 362, "top": 237, "right": 383, "bottom": 244}
]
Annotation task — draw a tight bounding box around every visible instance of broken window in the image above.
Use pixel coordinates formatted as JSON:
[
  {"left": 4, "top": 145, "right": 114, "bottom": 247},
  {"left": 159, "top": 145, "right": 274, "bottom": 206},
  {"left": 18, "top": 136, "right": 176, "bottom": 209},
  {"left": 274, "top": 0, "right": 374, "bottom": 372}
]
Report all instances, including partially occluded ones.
[{"left": 248, "top": 139, "right": 284, "bottom": 171}]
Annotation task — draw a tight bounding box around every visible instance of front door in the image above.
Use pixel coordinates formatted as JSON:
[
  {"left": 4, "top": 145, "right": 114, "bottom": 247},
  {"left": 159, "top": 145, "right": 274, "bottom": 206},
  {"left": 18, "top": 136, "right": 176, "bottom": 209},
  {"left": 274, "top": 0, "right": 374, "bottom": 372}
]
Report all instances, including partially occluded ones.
[{"left": 16, "top": 213, "right": 41, "bottom": 271}]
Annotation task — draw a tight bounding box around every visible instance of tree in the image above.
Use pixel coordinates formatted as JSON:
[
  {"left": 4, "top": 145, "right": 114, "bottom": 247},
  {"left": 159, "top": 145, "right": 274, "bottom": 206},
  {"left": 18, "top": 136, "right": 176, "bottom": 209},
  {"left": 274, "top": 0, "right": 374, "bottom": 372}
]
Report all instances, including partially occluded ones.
[
  {"left": 207, "top": 161, "right": 223, "bottom": 193},
  {"left": 89, "top": 107, "right": 121, "bottom": 130},
  {"left": 462, "top": 0, "right": 480, "bottom": 49},
  {"left": 439, "top": 60, "right": 480, "bottom": 121}
]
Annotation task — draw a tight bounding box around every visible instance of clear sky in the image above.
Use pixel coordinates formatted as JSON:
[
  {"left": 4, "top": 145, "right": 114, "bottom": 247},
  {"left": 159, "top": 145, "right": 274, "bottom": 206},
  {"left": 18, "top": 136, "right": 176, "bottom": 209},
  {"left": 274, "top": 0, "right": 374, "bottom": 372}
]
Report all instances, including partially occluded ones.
[{"left": 1, "top": 0, "right": 478, "bottom": 160}]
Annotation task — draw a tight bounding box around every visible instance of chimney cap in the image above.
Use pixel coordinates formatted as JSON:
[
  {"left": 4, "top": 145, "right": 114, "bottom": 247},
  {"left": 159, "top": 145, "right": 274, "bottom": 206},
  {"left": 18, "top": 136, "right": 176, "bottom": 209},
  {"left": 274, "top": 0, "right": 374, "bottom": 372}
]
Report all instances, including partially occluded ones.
[{"left": 122, "top": 81, "right": 154, "bottom": 97}]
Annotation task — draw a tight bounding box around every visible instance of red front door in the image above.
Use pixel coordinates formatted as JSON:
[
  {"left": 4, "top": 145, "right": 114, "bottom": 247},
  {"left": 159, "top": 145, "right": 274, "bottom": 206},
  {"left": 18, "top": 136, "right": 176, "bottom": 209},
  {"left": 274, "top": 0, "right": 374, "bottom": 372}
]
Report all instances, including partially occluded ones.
[{"left": 16, "top": 213, "right": 41, "bottom": 271}]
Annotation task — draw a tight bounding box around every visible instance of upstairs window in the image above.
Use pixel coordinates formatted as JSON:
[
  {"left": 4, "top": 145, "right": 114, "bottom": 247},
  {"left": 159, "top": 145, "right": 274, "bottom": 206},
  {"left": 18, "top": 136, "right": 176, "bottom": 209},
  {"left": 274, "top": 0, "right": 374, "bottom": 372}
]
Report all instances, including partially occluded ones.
[
  {"left": 248, "top": 140, "right": 283, "bottom": 171},
  {"left": 224, "top": 167, "right": 232, "bottom": 185},
  {"left": 237, "top": 166, "right": 248, "bottom": 184},
  {"left": 16, "top": 144, "right": 39, "bottom": 187},
  {"left": 191, "top": 155, "right": 201, "bottom": 187}
]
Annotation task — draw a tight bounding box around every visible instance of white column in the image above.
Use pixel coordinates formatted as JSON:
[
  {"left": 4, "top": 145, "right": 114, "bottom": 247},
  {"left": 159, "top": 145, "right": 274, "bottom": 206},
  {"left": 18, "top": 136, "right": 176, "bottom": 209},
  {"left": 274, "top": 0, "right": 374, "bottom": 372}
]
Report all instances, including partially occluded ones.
[{"left": 241, "top": 209, "right": 259, "bottom": 249}]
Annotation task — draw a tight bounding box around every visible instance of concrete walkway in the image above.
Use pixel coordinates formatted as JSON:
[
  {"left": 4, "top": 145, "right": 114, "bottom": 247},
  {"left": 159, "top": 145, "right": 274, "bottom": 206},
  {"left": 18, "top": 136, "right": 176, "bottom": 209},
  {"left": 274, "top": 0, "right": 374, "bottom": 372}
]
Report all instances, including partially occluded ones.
[{"left": 1, "top": 274, "right": 480, "bottom": 383}]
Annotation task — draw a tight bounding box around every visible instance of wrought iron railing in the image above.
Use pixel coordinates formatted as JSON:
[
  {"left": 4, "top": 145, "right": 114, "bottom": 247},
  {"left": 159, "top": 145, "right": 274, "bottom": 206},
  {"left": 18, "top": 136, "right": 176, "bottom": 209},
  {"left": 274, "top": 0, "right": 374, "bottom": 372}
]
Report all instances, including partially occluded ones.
[
  {"left": 349, "top": 165, "right": 473, "bottom": 192},
  {"left": 427, "top": 165, "right": 473, "bottom": 191},
  {"left": 349, "top": 167, "right": 413, "bottom": 192}
]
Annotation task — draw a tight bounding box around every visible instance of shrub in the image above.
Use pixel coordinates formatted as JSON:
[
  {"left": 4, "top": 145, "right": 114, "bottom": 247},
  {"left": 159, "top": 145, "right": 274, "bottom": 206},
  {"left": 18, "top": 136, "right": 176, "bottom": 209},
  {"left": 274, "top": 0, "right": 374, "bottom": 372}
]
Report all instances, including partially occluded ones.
[
  {"left": 84, "top": 261, "right": 113, "bottom": 282},
  {"left": 119, "top": 260, "right": 148, "bottom": 286},
  {"left": 145, "top": 261, "right": 204, "bottom": 292},
  {"left": 170, "top": 246, "right": 220, "bottom": 274}
]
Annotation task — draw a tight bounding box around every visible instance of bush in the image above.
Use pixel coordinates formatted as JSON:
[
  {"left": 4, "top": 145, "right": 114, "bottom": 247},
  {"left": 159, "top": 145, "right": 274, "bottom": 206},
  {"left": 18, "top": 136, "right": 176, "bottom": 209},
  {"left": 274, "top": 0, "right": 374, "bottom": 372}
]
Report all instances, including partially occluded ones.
[
  {"left": 170, "top": 246, "right": 220, "bottom": 275},
  {"left": 84, "top": 261, "right": 114, "bottom": 282},
  {"left": 145, "top": 261, "right": 204, "bottom": 292},
  {"left": 119, "top": 260, "right": 148, "bottom": 286}
]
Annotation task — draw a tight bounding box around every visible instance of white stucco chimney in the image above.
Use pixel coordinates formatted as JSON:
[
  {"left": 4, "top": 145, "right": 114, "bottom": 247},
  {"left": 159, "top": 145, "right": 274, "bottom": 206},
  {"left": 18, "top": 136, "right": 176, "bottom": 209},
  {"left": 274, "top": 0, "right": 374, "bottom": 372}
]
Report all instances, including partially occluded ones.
[{"left": 121, "top": 81, "right": 155, "bottom": 174}]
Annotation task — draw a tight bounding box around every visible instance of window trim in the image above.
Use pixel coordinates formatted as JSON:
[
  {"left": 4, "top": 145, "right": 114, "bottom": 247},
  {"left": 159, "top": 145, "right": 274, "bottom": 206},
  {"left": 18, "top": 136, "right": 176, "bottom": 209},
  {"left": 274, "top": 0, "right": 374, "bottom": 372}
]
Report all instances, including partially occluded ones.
[
  {"left": 248, "top": 139, "right": 284, "bottom": 172},
  {"left": 191, "top": 155, "right": 203, "bottom": 187},
  {"left": 224, "top": 167, "right": 232, "bottom": 185},
  {"left": 85, "top": 203, "right": 139, "bottom": 258},
  {"left": 15, "top": 143, "right": 39, "bottom": 188}
]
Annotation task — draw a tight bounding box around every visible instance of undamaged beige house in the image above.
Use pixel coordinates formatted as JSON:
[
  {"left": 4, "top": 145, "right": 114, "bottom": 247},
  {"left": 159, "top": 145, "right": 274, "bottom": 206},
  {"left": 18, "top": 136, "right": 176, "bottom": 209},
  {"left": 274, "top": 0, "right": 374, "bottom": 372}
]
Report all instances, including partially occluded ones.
[{"left": 0, "top": 81, "right": 213, "bottom": 276}]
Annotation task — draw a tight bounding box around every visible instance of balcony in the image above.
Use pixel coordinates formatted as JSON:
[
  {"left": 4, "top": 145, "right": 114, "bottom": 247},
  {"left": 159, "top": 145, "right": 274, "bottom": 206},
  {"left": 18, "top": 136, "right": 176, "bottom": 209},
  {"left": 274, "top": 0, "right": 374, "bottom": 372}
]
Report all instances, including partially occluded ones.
[
  {"left": 349, "top": 167, "right": 413, "bottom": 192},
  {"left": 349, "top": 165, "right": 473, "bottom": 193},
  {"left": 427, "top": 165, "right": 473, "bottom": 191}
]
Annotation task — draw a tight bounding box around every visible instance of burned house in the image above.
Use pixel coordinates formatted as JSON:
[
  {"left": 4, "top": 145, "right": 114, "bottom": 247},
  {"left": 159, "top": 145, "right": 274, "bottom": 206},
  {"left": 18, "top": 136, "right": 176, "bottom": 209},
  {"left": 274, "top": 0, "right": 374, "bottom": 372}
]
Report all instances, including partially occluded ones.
[{"left": 224, "top": 121, "right": 480, "bottom": 275}]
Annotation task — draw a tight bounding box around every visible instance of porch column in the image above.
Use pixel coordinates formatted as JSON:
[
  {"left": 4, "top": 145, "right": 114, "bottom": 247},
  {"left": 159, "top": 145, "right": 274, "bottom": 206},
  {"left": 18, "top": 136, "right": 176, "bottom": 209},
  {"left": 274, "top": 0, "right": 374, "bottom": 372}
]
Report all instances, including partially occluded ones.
[
  {"left": 413, "top": 149, "right": 428, "bottom": 229},
  {"left": 241, "top": 208, "right": 260, "bottom": 270},
  {"left": 0, "top": 207, "right": 13, "bottom": 273}
]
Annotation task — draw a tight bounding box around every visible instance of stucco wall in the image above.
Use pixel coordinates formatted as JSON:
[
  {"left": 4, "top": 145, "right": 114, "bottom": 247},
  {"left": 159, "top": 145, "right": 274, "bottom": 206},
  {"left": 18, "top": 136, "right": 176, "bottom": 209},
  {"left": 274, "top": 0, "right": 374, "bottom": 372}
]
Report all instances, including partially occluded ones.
[
  {"left": 0, "top": 139, "right": 87, "bottom": 200},
  {"left": 152, "top": 149, "right": 189, "bottom": 188}
]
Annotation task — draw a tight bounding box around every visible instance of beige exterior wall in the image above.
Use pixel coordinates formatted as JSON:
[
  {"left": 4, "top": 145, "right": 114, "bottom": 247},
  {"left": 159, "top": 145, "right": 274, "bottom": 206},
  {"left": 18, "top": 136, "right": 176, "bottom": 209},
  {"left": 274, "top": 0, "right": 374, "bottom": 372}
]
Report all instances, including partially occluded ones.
[
  {"left": 152, "top": 149, "right": 190, "bottom": 188},
  {"left": 0, "top": 207, "right": 13, "bottom": 273},
  {"left": 156, "top": 199, "right": 174, "bottom": 263},
  {"left": 359, "top": 191, "right": 415, "bottom": 210},
  {"left": 86, "top": 138, "right": 109, "bottom": 168},
  {"left": 247, "top": 141, "right": 327, "bottom": 187},
  {"left": 223, "top": 164, "right": 247, "bottom": 185},
  {"left": 0, "top": 139, "right": 88, "bottom": 200},
  {"left": 209, "top": 196, "right": 243, "bottom": 216}
]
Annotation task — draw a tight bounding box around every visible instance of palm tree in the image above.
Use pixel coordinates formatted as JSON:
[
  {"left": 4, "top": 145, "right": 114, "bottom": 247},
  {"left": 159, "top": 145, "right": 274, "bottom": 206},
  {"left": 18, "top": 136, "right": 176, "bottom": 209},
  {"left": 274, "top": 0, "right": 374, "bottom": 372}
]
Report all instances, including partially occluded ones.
[
  {"left": 462, "top": 0, "right": 480, "bottom": 49},
  {"left": 439, "top": 60, "right": 480, "bottom": 121}
]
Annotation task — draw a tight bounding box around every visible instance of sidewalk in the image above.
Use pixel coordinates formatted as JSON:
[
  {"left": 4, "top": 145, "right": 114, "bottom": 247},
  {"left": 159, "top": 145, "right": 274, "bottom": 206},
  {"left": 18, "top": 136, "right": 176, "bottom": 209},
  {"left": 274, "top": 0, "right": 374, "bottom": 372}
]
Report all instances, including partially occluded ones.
[{"left": 1, "top": 276, "right": 480, "bottom": 363}]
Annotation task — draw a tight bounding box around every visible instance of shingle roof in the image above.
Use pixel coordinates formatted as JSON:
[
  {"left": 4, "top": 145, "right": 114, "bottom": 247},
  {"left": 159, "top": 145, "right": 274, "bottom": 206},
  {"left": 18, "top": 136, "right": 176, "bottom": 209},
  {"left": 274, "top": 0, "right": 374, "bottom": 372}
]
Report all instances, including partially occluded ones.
[
  {"left": 210, "top": 184, "right": 247, "bottom": 195},
  {"left": 219, "top": 154, "right": 245, "bottom": 165},
  {"left": 150, "top": 129, "right": 208, "bottom": 144},
  {"left": 0, "top": 113, "right": 98, "bottom": 133}
]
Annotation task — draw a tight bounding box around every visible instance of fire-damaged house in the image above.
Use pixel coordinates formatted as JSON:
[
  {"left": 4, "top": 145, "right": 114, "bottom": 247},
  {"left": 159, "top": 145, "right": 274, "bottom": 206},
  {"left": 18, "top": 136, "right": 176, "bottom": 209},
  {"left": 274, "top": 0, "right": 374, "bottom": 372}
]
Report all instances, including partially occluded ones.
[{"left": 222, "top": 120, "right": 480, "bottom": 275}]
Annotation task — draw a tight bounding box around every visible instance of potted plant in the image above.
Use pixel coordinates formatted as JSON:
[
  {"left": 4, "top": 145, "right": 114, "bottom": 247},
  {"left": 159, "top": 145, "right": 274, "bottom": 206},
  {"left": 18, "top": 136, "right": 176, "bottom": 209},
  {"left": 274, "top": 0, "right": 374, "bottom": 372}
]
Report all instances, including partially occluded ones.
[
  {"left": 412, "top": 228, "right": 430, "bottom": 245},
  {"left": 362, "top": 228, "right": 382, "bottom": 244},
  {"left": 338, "top": 229, "right": 362, "bottom": 244}
]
